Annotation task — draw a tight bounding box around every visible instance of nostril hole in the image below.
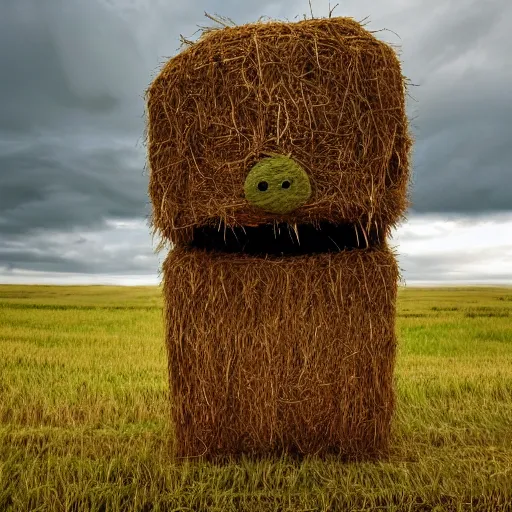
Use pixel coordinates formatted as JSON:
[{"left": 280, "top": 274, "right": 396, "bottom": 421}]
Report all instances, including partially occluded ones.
[
  {"left": 257, "top": 181, "right": 268, "bottom": 192},
  {"left": 281, "top": 180, "right": 291, "bottom": 189}
]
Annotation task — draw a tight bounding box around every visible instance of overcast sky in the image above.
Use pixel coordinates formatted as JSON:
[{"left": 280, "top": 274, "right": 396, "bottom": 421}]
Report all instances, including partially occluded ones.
[{"left": 1, "top": 0, "right": 511, "bottom": 285}]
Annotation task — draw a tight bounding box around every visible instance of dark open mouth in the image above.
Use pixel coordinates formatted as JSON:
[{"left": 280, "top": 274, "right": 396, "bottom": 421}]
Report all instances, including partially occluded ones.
[{"left": 188, "top": 221, "right": 382, "bottom": 257}]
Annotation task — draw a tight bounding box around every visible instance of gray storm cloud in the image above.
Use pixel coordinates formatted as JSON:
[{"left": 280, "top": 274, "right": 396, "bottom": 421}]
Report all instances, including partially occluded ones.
[{"left": 0, "top": 0, "right": 511, "bottom": 279}]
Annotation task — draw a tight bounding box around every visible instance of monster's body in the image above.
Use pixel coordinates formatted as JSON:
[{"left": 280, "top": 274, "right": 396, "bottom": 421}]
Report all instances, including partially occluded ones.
[
  {"left": 164, "top": 249, "right": 397, "bottom": 458},
  {"left": 147, "top": 17, "right": 411, "bottom": 459}
]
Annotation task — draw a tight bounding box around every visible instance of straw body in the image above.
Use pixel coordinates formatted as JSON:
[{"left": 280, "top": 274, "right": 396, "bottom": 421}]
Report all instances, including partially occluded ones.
[
  {"left": 148, "top": 16, "right": 411, "bottom": 460},
  {"left": 163, "top": 248, "right": 398, "bottom": 459}
]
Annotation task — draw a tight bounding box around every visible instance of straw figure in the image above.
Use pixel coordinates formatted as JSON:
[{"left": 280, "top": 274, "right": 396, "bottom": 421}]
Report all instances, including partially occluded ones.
[{"left": 147, "top": 16, "right": 411, "bottom": 460}]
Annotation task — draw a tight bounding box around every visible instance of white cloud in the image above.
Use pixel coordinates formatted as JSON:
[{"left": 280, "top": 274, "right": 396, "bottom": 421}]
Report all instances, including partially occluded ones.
[
  {"left": 392, "top": 214, "right": 512, "bottom": 285},
  {"left": 1, "top": 214, "right": 511, "bottom": 285},
  {"left": 0, "top": 269, "right": 158, "bottom": 286}
]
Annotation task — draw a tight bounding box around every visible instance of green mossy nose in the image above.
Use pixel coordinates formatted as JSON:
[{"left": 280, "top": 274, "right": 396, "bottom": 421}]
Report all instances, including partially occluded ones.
[{"left": 244, "top": 156, "right": 312, "bottom": 214}]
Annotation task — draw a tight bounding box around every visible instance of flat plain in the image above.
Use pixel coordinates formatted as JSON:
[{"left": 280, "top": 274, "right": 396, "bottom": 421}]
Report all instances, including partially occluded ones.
[{"left": 0, "top": 285, "right": 511, "bottom": 511}]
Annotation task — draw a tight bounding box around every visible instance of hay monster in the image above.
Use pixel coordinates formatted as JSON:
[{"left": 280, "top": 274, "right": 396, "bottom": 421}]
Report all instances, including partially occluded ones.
[{"left": 147, "top": 16, "right": 411, "bottom": 459}]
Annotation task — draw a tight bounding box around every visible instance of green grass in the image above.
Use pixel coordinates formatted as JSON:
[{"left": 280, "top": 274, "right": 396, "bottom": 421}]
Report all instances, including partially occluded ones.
[{"left": 1, "top": 285, "right": 511, "bottom": 511}]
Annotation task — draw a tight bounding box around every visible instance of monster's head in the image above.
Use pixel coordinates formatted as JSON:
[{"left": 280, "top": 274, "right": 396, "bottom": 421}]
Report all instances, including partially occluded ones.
[{"left": 147, "top": 17, "right": 411, "bottom": 256}]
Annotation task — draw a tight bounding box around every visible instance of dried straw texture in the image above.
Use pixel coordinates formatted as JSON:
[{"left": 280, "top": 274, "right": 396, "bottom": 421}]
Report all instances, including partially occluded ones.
[
  {"left": 163, "top": 247, "right": 398, "bottom": 460},
  {"left": 147, "top": 17, "right": 412, "bottom": 246}
]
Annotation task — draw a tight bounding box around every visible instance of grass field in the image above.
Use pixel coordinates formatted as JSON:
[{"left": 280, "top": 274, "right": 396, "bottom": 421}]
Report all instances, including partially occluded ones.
[{"left": 0, "top": 285, "right": 511, "bottom": 511}]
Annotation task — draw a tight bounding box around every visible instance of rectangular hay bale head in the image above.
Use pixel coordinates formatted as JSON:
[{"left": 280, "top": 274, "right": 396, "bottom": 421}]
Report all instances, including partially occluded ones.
[{"left": 147, "top": 17, "right": 411, "bottom": 245}]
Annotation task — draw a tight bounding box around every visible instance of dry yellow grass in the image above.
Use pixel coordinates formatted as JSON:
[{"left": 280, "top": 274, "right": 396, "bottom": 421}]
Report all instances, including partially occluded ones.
[{"left": 1, "top": 285, "right": 511, "bottom": 510}]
